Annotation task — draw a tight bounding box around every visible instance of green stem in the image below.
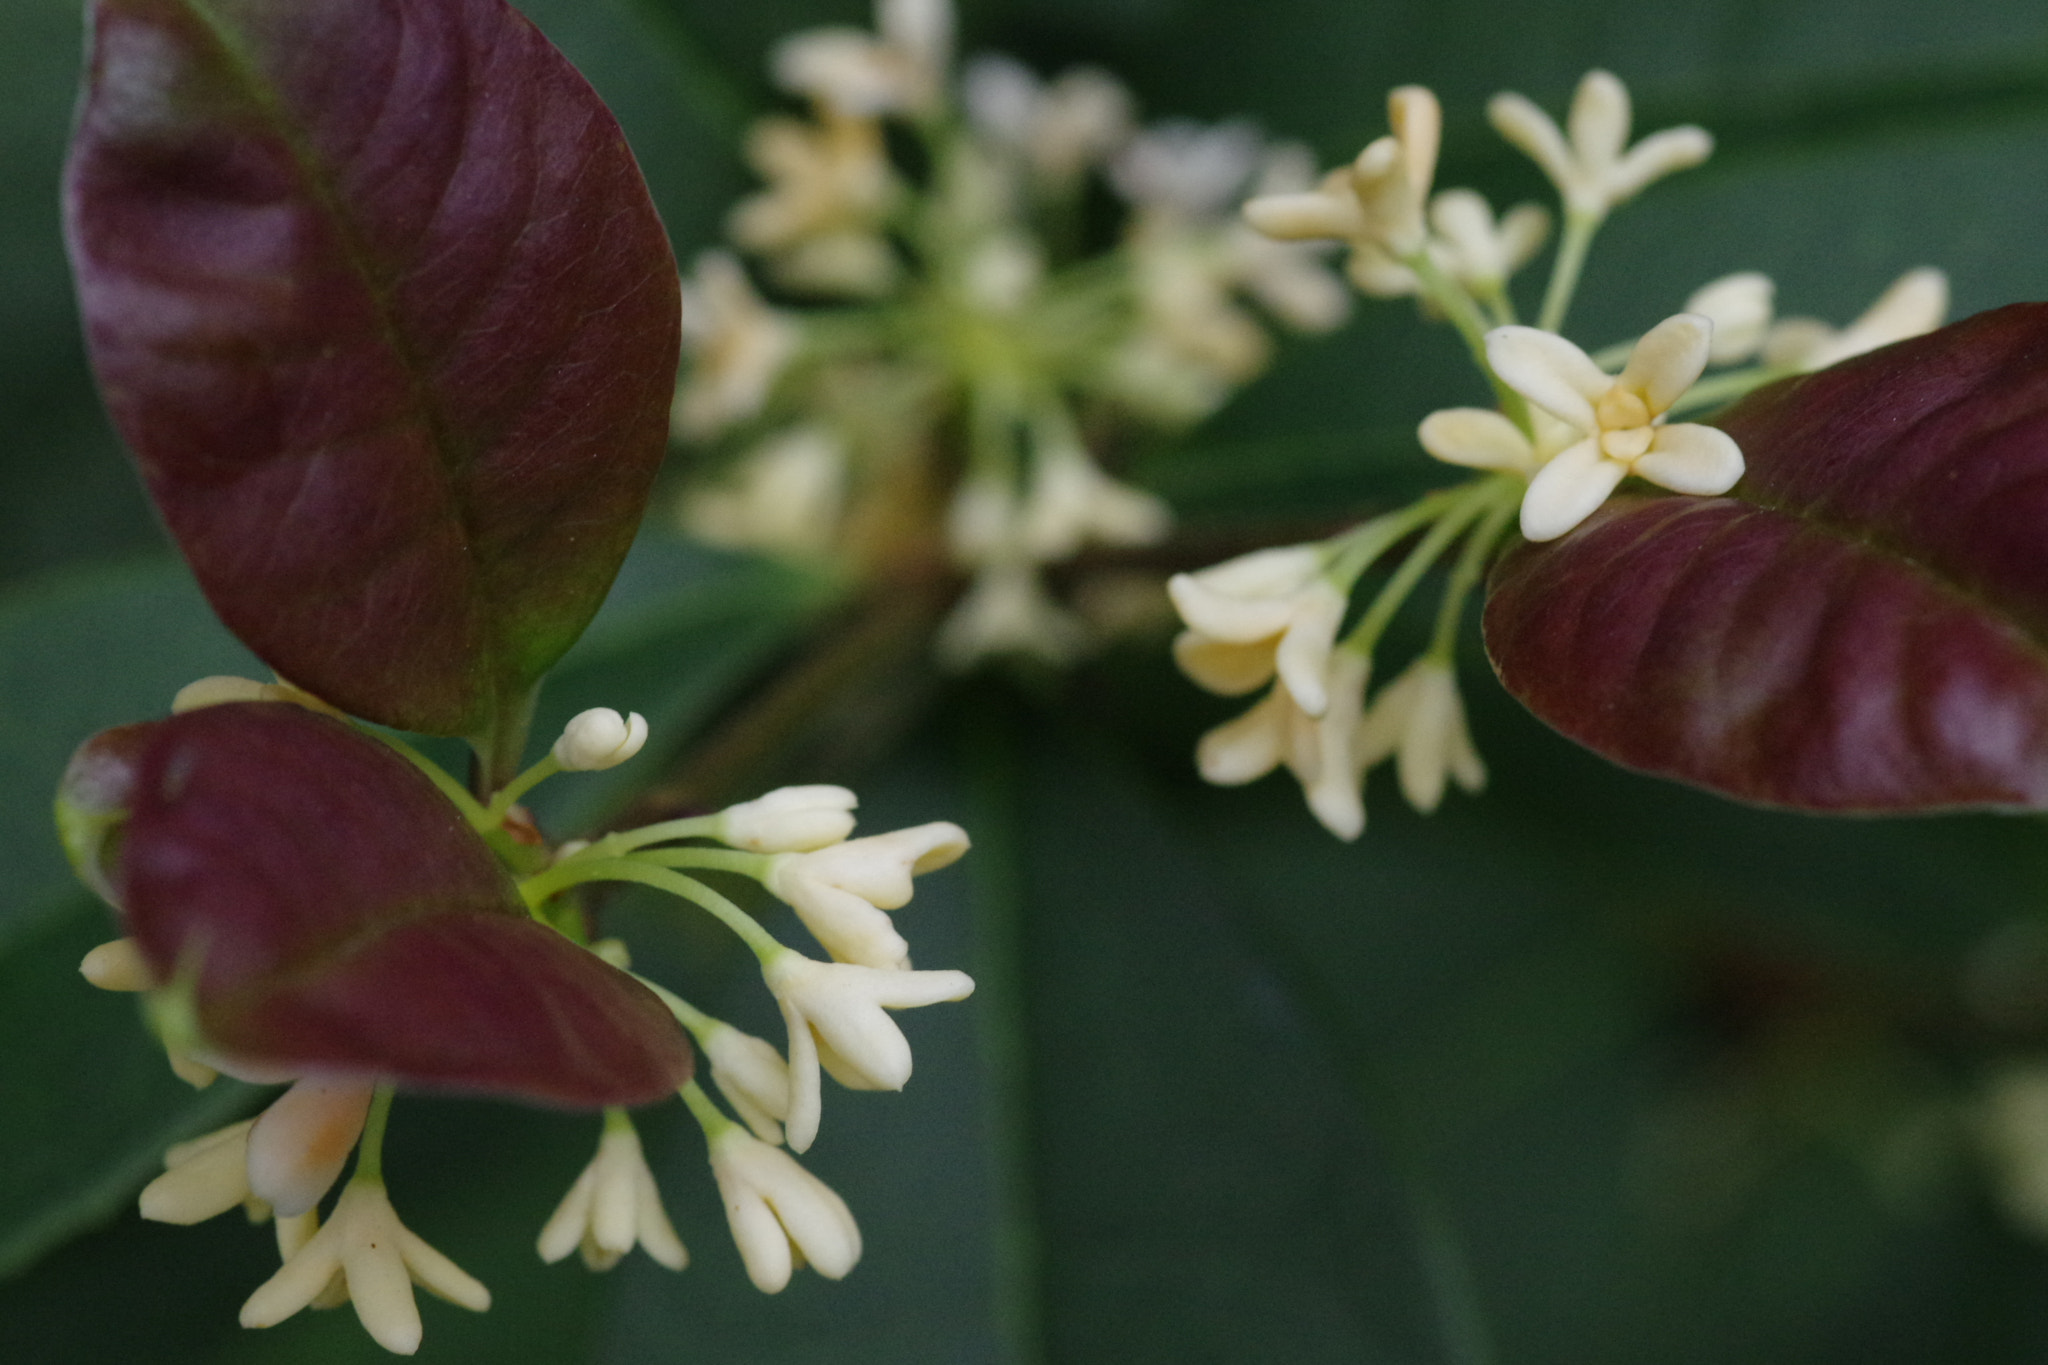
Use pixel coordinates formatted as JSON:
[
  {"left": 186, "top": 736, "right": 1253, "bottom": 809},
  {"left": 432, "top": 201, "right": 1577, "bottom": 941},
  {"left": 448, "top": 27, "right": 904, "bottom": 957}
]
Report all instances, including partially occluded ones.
[
  {"left": 1537, "top": 210, "right": 1600, "bottom": 334},
  {"left": 1345, "top": 482, "right": 1499, "bottom": 657},
  {"left": 1426, "top": 482, "right": 1521, "bottom": 660},
  {"left": 1665, "top": 363, "right": 1793, "bottom": 417},
  {"left": 472, "top": 684, "right": 539, "bottom": 801},
  {"left": 1474, "top": 280, "right": 1517, "bottom": 328},
  {"left": 592, "top": 815, "right": 727, "bottom": 856},
  {"left": 635, "top": 972, "right": 717, "bottom": 1042},
  {"left": 366, "top": 730, "right": 491, "bottom": 830},
  {"left": 1407, "top": 251, "right": 1531, "bottom": 432},
  {"left": 635, "top": 847, "right": 774, "bottom": 879},
  {"left": 520, "top": 858, "right": 784, "bottom": 961},
  {"left": 482, "top": 754, "right": 562, "bottom": 826},
  {"left": 1325, "top": 488, "right": 1466, "bottom": 588},
  {"left": 680, "top": 1079, "right": 736, "bottom": 1139},
  {"left": 351, "top": 1083, "right": 396, "bottom": 1185}
]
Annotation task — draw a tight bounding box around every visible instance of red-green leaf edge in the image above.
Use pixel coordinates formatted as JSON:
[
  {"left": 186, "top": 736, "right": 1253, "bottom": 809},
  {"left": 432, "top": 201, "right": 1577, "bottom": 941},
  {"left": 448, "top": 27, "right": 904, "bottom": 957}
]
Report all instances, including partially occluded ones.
[
  {"left": 63, "top": 703, "right": 691, "bottom": 1107},
  {"left": 1485, "top": 303, "right": 2048, "bottom": 813},
  {"left": 63, "top": 0, "right": 682, "bottom": 741}
]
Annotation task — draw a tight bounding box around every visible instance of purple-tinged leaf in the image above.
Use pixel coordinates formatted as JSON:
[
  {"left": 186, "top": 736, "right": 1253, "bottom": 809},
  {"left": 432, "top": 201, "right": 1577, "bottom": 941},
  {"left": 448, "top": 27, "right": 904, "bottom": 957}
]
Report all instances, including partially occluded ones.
[
  {"left": 1485, "top": 303, "right": 2048, "bottom": 813},
  {"left": 60, "top": 703, "right": 691, "bottom": 1108},
  {"left": 64, "top": 0, "right": 681, "bottom": 741}
]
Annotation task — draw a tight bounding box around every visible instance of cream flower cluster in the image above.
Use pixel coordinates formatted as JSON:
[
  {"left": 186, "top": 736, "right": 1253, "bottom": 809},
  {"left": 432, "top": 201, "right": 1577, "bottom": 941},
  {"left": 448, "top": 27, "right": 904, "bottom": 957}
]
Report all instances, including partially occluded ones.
[
  {"left": 1245, "top": 87, "right": 1549, "bottom": 306},
  {"left": 674, "top": 0, "right": 1348, "bottom": 672},
  {"left": 518, "top": 763, "right": 976, "bottom": 1296},
  {"left": 1682, "top": 266, "right": 1949, "bottom": 373},
  {"left": 1487, "top": 71, "right": 1711, "bottom": 221},
  {"left": 1172, "top": 66, "right": 1947, "bottom": 840},
  {"left": 88, "top": 698, "right": 979, "bottom": 1354},
  {"left": 1171, "top": 547, "right": 1488, "bottom": 839}
]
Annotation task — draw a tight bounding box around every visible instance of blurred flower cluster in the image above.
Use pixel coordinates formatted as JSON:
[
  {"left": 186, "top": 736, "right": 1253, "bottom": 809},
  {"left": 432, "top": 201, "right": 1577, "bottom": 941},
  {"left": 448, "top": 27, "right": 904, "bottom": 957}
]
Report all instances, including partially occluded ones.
[
  {"left": 1626, "top": 912, "right": 2048, "bottom": 1254},
  {"left": 1173, "top": 71, "right": 1949, "bottom": 840},
  {"left": 673, "top": 0, "right": 1349, "bottom": 668}
]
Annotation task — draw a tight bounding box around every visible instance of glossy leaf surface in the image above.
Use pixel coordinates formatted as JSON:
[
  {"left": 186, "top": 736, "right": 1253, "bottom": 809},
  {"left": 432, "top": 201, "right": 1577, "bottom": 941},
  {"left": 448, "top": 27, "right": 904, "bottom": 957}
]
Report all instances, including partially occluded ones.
[
  {"left": 1486, "top": 304, "right": 2048, "bottom": 812},
  {"left": 63, "top": 0, "right": 681, "bottom": 738},
  {"left": 66, "top": 702, "right": 691, "bottom": 1106}
]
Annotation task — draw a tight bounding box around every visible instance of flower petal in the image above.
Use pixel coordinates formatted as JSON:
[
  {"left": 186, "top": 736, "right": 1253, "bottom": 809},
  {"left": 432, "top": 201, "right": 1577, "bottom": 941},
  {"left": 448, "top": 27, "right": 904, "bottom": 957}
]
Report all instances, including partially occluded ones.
[
  {"left": 779, "top": 998, "right": 823, "bottom": 1155},
  {"left": 1196, "top": 690, "right": 1288, "bottom": 785},
  {"left": 246, "top": 1077, "right": 374, "bottom": 1218},
  {"left": 1495, "top": 203, "right": 1552, "bottom": 276},
  {"left": 1617, "top": 313, "right": 1713, "bottom": 415},
  {"left": 1821, "top": 266, "right": 1950, "bottom": 366},
  {"left": 1486, "top": 327, "right": 1606, "bottom": 429},
  {"left": 723, "top": 1179, "right": 795, "bottom": 1293},
  {"left": 1606, "top": 126, "right": 1713, "bottom": 204},
  {"left": 1637, "top": 423, "right": 1744, "bottom": 495},
  {"left": 1173, "top": 631, "right": 1278, "bottom": 695},
  {"left": 1486, "top": 92, "right": 1573, "bottom": 195},
  {"left": 1518, "top": 439, "right": 1624, "bottom": 542},
  {"left": 1418, "top": 408, "right": 1536, "bottom": 472},
  {"left": 632, "top": 1161, "right": 689, "bottom": 1271},
  {"left": 1685, "top": 272, "right": 1775, "bottom": 364},
  {"left": 1166, "top": 546, "right": 1320, "bottom": 641},
  {"left": 1242, "top": 190, "right": 1358, "bottom": 241},
  {"left": 398, "top": 1224, "right": 492, "bottom": 1311},
  {"left": 1274, "top": 580, "right": 1345, "bottom": 715},
  {"left": 536, "top": 1164, "right": 600, "bottom": 1264},
  {"left": 1567, "top": 70, "right": 1631, "bottom": 178},
  {"left": 240, "top": 1230, "right": 344, "bottom": 1330},
  {"left": 342, "top": 1222, "right": 424, "bottom": 1354}
]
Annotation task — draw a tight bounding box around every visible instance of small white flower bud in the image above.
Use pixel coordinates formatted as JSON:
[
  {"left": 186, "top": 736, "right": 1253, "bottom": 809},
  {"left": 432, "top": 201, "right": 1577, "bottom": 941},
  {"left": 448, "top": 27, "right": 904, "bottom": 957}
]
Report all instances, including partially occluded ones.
[
  {"left": 536, "top": 1120, "right": 687, "bottom": 1273},
  {"left": 1685, "top": 272, "right": 1776, "bottom": 364},
  {"left": 765, "top": 822, "right": 971, "bottom": 969},
  {"left": 718, "top": 785, "right": 859, "bottom": 853},
  {"left": 704, "top": 1024, "right": 795, "bottom": 1146},
  {"left": 708, "top": 1126, "right": 862, "bottom": 1293},
  {"left": 552, "top": 708, "right": 649, "bottom": 771}
]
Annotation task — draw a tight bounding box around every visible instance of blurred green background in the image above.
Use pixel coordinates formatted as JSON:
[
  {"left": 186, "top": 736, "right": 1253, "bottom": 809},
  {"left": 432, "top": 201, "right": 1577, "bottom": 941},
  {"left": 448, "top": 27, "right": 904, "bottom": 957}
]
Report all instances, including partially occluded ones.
[{"left": 9, "top": 0, "right": 2048, "bottom": 1361}]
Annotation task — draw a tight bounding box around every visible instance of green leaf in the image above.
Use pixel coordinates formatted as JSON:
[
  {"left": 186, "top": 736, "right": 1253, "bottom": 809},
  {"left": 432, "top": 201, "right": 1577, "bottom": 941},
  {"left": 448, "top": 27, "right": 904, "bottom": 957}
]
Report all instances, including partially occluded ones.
[
  {"left": 0, "top": 558, "right": 259, "bottom": 945},
  {"left": 0, "top": 891, "right": 257, "bottom": 1279}
]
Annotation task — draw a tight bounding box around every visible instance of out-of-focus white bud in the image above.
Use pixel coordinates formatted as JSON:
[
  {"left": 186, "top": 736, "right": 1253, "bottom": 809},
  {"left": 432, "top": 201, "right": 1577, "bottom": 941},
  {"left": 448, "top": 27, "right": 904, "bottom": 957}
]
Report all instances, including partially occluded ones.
[
  {"left": 553, "top": 709, "right": 649, "bottom": 771},
  {"left": 1684, "top": 272, "right": 1776, "bottom": 364},
  {"left": 719, "top": 785, "right": 860, "bottom": 853}
]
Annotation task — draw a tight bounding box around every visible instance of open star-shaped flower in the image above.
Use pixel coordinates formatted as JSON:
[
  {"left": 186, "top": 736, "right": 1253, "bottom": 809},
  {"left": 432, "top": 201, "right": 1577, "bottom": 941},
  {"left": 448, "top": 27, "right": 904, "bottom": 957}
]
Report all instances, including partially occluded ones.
[{"left": 1485, "top": 313, "right": 1744, "bottom": 541}]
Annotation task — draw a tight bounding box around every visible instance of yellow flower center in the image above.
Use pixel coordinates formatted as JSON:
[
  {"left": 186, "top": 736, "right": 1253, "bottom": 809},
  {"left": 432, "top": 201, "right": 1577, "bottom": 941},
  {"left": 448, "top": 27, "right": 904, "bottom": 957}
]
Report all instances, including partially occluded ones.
[{"left": 1594, "top": 387, "right": 1654, "bottom": 462}]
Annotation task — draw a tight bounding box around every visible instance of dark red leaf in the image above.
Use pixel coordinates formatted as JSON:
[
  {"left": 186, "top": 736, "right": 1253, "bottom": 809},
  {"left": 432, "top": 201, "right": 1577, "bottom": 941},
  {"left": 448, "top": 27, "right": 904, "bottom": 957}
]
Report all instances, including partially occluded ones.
[
  {"left": 61, "top": 703, "right": 691, "bottom": 1107},
  {"left": 1485, "top": 303, "right": 2048, "bottom": 812},
  {"left": 64, "top": 0, "right": 681, "bottom": 741}
]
